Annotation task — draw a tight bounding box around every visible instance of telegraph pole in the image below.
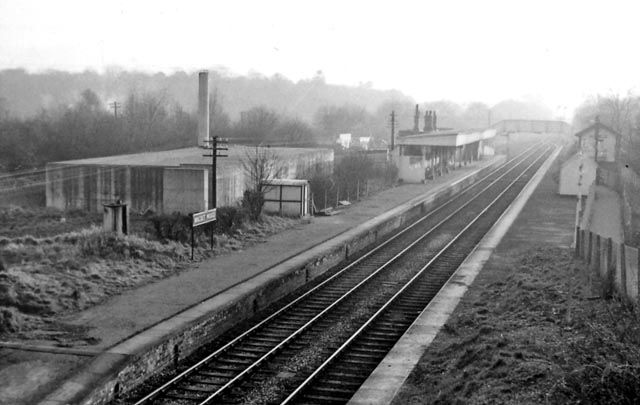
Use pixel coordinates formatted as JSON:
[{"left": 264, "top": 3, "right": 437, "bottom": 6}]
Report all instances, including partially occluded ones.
[
  {"left": 594, "top": 115, "right": 600, "bottom": 163},
  {"left": 201, "top": 136, "right": 228, "bottom": 252},
  {"left": 110, "top": 101, "right": 121, "bottom": 119},
  {"left": 390, "top": 110, "right": 395, "bottom": 151},
  {"left": 203, "top": 136, "right": 228, "bottom": 210}
]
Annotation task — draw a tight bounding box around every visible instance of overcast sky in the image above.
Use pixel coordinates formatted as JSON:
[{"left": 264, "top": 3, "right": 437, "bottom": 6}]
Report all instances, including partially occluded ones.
[{"left": 1, "top": 0, "right": 639, "bottom": 119}]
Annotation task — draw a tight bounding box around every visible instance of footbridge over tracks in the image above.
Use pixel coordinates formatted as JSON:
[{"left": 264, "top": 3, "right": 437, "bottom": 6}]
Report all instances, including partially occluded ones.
[{"left": 491, "top": 119, "right": 571, "bottom": 135}]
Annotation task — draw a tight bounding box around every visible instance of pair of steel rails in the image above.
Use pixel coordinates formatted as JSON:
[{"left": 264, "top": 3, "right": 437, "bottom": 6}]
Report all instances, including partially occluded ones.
[{"left": 129, "top": 144, "right": 553, "bottom": 404}]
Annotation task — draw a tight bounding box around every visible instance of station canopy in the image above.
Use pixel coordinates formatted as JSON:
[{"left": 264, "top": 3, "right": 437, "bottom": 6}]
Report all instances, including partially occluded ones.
[{"left": 397, "top": 129, "right": 496, "bottom": 147}]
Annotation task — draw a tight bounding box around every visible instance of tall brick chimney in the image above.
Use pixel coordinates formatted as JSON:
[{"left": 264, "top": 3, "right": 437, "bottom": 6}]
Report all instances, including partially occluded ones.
[
  {"left": 424, "top": 110, "right": 432, "bottom": 132},
  {"left": 413, "top": 104, "right": 420, "bottom": 133},
  {"left": 197, "top": 71, "right": 210, "bottom": 146},
  {"left": 433, "top": 110, "right": 437, "bottom": 131}
]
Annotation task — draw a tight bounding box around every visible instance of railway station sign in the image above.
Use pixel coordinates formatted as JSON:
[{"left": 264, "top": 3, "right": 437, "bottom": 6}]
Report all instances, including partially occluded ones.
[{"left": 192, "top": 208, "right": 217, "bottom": 227}]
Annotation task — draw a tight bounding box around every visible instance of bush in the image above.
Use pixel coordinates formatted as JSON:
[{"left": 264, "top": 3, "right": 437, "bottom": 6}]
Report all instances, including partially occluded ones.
[
  {"left": 0, "top": 306, "right": 22, "bottom": 333},
  {"left": 242, "top": 189, "right": 264, "bottom": 221},
  {"left": 148, "top": 212, "right": 192, "bottom": 243},
  {"left": 214, "top": 206, "right": 247, "bottom": 234}
]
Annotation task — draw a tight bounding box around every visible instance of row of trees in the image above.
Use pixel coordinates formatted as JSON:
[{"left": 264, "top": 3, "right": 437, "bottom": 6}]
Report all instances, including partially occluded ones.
[
  {"left": 0, "top": 68, "right": 409, "bottom": 123},
  {"left": 0, "top": 89, "right": 196, "bottom": 171},
  {"left": 0, "top": 75, "right": 557, "bottom": 172}
]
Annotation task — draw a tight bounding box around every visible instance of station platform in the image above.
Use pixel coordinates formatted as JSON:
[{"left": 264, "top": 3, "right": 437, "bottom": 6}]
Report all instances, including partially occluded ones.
[{"left": 2, "top": 156, "right": 503, "bottom": 405}]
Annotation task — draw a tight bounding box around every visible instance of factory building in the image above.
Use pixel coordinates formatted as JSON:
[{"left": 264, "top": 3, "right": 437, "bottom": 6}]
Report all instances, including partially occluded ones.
[
  {"left": 393, "top": 106, "right": 495, "bottom": 183},
  {"left": 45, "top": 71, "right": 333, "bottom": 214}
]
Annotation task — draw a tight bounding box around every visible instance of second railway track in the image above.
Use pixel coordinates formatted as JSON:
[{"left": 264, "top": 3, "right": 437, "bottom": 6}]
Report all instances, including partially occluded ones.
[{"left": 127, "top": 144, "right": 555, "bottom": 405}]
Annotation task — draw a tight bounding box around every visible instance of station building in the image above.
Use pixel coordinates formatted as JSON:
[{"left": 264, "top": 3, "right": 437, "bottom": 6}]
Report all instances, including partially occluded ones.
[
  {"left": 558, "top": 119, "right": 621, "bottom": 196},
  {"left": 46, "top": 146, "right": 332, "bottom": 214},
  {"left": 393, "top": 107, "right": 496, "bottom": 183},
  {"left": 45, "top": 72, "right": 333, "bottom": 214}
]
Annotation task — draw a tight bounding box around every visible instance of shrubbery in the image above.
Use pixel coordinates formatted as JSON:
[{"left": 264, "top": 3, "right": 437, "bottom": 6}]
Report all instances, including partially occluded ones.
[
  {"left": 147, "top": 212, "right": 192, "bottom": 243},
  {"left": 215, "top": 206, "right": 247, "bottom": 234},
  {"left": 242, "top": 190, "right": 264, "bottom": 221},
  {"left": 146, "top": 206, "right": 251, "bottom": 243}
]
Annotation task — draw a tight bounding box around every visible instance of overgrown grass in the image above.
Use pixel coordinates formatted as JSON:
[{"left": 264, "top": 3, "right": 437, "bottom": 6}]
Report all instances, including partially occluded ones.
[
  {"left": 0, "top": 209, "right": 303, "bottom": 338},
  {"left": 394, "top": 247, "right": 640, "bottom": 405}
]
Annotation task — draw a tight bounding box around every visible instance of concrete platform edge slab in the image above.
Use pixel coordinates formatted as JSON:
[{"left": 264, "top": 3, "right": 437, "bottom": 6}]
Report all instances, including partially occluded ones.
[
  {"left": 37, "top": 158, "right": 504, "bottom": 405},
  {"left": 348, "top": 146, "right": 562, "bottom": 405}
]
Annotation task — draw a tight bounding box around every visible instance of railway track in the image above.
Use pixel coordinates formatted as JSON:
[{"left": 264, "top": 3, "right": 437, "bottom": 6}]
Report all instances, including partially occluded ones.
[{"left": 130, "top": 145, "right": 553, "bottom": 405}]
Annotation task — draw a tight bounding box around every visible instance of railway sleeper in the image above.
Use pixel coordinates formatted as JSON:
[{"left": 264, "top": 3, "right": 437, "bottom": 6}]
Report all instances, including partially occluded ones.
[
  {"left": 358, "top": 334, "right": 397, "bottom": 343},
  {"left": 206, "top": 363, "right": 246, "bottom": 372},
  {"left": 302, "top": 392, "right": 350, "bottom": 403},
  {"left": 188, "top": 377, "right": 226, "bottom": 386},
  {"left": 316, "top": 378, "right": 363, "bottom": 390},
  {"left": 280, "top": 311, "right": 317, "bottom": 319},
  {"left": 270, "top": 319, "right": 308, "bottom": 327},
  {"left": 176, "top": 384, "right": 217, "bottom": 393},
  {"left": 349, "top": 346, "right": 389, "bottom": 355},
  {"left": 235, "top": 345, "right": 272, "bottom": 354},
  {"left": 253, "top": 331, "right": 292, "bottom": 339},
  {"left": 376, "top": 320, "right": 412, "bottom": 328},
  {"left": 350, "top": 340, "right": 390, "bottom": 350},
  {"left": 197, "top": 369, "right": 236, "bottom": 378},
  {"left": 324, "top": 371, "right": 367, "bottom": 383},
  {"left": 308, "top": 384, "right": 357, "bottom": 396},
  {"left": 340, "top": 357, "right": 381, "bottom": 366},
  {"left": 365, "top": 329, "right": 401, "bottom": 338},
  {"left": 215, "top": 356, "right": 256, "bottom": 366},
  {"left": 163, "top": 392, "right": 204, "bottom": 401}
]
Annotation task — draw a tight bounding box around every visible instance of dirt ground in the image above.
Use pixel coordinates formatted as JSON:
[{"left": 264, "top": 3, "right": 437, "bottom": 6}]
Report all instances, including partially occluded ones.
[{"left": 392, "top": 164, "right": 640, "bottom": 404}]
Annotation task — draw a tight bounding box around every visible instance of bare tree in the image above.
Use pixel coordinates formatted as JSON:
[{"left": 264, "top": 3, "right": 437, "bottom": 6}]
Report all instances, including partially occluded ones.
[
  {"left": 597, "top": 93, "right": 637, "bottom": 134},
  {"left": 235, "top": 106, "right": 280, "bottom": 143},
  {"left": 241, "top": 145, "right": 285, "bottom": 220}
]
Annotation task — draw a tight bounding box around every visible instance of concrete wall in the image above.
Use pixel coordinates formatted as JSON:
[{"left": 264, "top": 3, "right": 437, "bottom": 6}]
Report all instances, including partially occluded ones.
[
  {"left": 47, "top": 165, "right": 132, "bottom": 211},
  {"left": 163, "top": 168, "right": 208, "bottom": 213}
]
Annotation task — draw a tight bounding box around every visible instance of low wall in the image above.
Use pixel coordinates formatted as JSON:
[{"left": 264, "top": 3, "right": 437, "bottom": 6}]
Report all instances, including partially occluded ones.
[{"left": 46, "top": 157, "right": 504, "bottom": 405}]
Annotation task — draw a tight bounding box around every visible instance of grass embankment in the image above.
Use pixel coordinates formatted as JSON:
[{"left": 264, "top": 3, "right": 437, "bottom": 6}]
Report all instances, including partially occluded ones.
[
  {"left": 393, "top": 246, "right": 640, "bottom": 404},
  {"left": 0, "top": 206, "right": 301, "bottom": 342}
]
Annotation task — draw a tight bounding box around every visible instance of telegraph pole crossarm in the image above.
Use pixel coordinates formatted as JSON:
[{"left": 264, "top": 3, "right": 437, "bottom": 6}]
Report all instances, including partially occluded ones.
[{"left": 201, "top": 137, "right": 229, "bottom": 250}]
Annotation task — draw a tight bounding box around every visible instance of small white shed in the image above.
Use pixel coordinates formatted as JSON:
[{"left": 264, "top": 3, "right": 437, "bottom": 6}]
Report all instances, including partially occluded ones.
[{"left": 262, "top": 179, "right": 310, "bottom": 217}]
